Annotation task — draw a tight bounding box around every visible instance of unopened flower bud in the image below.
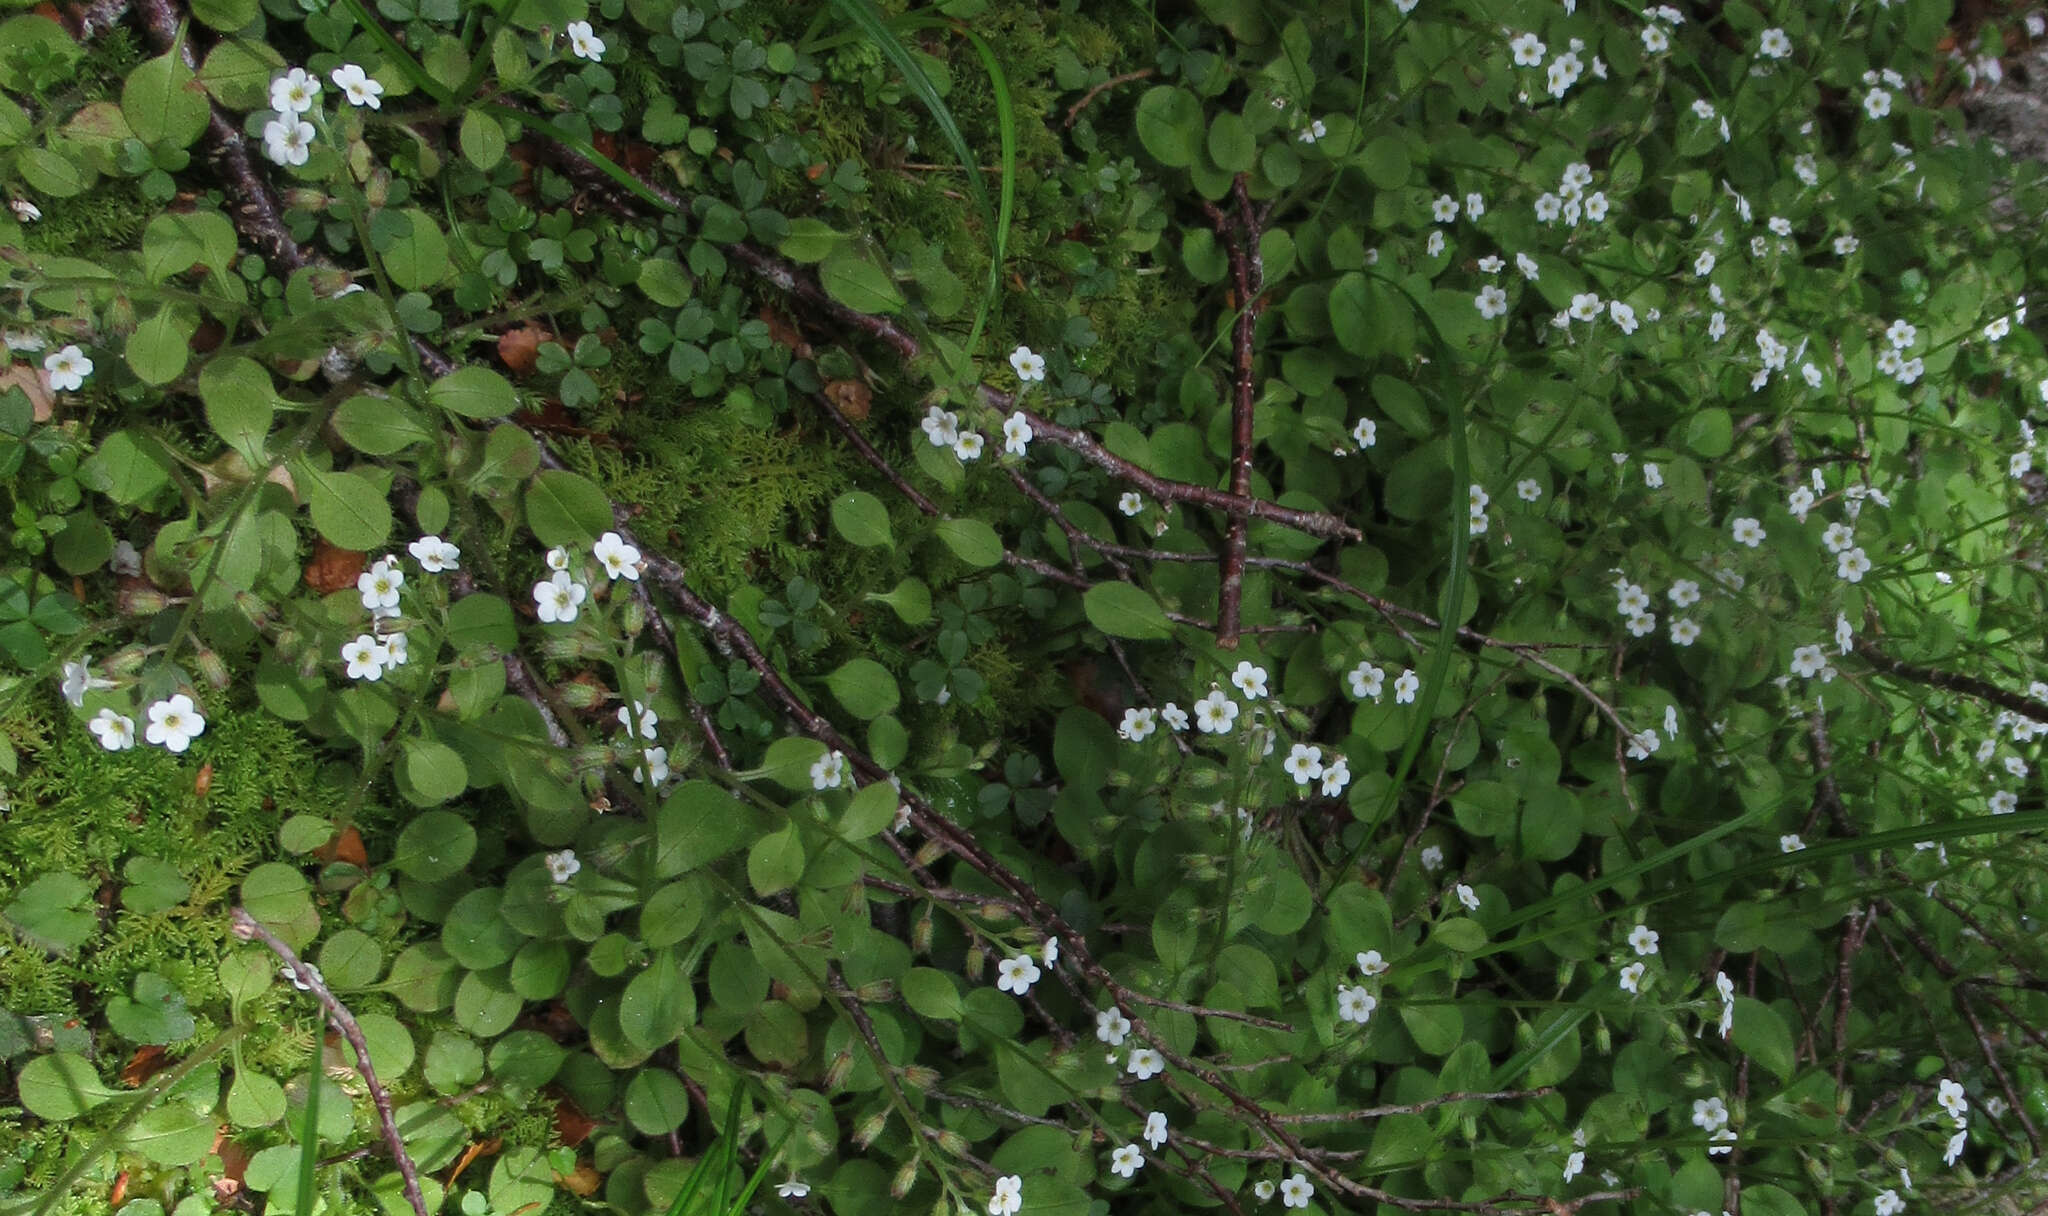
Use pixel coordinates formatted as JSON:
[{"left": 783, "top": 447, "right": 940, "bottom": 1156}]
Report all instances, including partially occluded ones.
[
  {"left": 912, "top": 909, "right": 934, "bottom": 953},
  {"left": 1461, "top": 1114, "right": 1478, "bottom": 1140},
  {"left": 964, "top": 946, "right": 985, "bottom": 981},
  {"left": 979, "top": 903, "right": 1010, "bottom": 922},
  {"left": 233, "top": 591, "right": 274, "bottom": 629},
  {"left": 1556, "top": 960, "right": 1577, "bottom": 989},
  {"left": 541, "top": 634, "right": 584, "bottom": 662},
  {"left": 857, "top": 979, "right": 896, "bottom": 1003},
  {"left": 932, "top": 1130, "right": 967, "bottom": 1158},
  {"left": 1186, "top": 767, "right": 1224, "bottom": 790},
  {"left": 890, "top": 1158, "right": 918, "bottom": 1198},
  {"left": 118, "top": 586, "right": 168, "bottom": 616},
  {"left": 823, "top": 1050, "right": 854, "bottom": 1090},
  {"left": 1593, "top": 1018, "right": 1612, "bottom": 1055},
  {"left": 854, "top": 1111, "right": 889, "bottom": 1150},
  {"left": 192, "top": 648, "right": 230, "bottom": 690},
  {"left": 915, "top": 840, "right": 948, "bottom": 868},
  {"left": 899, "top": 1065, "right": 938, "bottom": 1092},
  {"left": 555, "top": 677, "right": 608, "bottom": 709},
  {"left": 106, "top": 647, "right": 147, "bottom": 677},
  {"left": 620, "top": 597, "right": 646, "bottom": 638}
]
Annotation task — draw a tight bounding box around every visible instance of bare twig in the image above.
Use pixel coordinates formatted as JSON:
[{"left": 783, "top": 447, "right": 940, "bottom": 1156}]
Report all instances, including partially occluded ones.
[
  {"left": 1852, "top": 639, "right": 2048, "bottom": 725},
  {"left": 1199, "top": 177, "right": 1265, "bottom": 649},
  {"left": 230, "top": 908, "right": 430, "bottom": 1216},
  {"left": 1064, "top": 68, "right": 1155, "bottom": 127}
]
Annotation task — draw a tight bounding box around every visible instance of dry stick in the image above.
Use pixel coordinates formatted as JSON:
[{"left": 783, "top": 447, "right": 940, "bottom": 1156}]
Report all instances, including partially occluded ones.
[
  {"left": 1851, "top": 639, "right": 2048, "bottom": 725},
  {"left": 1200, "top": 176, "right": 1264, "bottom": 649},
  {"left": 230, "top": 908, "right": 431, "bottom": 1216},
  {"left": 1063, "top": 68, "right": 1155, "bottom": 127},
  {"left": 1270, "top": 1089, "right": 1555, "bottom": 1122}
]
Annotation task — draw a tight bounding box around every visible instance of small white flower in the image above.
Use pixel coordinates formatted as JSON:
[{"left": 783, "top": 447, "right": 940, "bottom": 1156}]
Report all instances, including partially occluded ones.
[
  {"left": 633, "top": 746, "right": 669, "bottom": 785},
  {"left": 1393, "top": 669, "right": 1420, "bottom": 703},
  {"left": 593, "top": 531, "right": 641, "bottom": 581},
  {"left": 1126, "top": 1047, "right": 1165, "bottom": 1080},
  {"left": 1874, "top": 1189, "right": 1904, "bottom": 1216},
  {"left": 358, "top": 560, "right": 404, "bottom": 611},
  {"left": 1564, "top": 1149, "right": 1586, "bottom": 1182},
  {"left": 1230, "top": 661, "right": 1269, "bottom": 699},
  {"left": 1279, "top": 1173, "right": 1314, "bottom": 1209},
  {"left": 1865, "top": 88, "right": 1893, "bottom": 119},
  {"left": 1119, "top": 707, "right": 1158, "bottom": 742},
  {"left": 1296, "top": 119, "right": 1327, "bottom": 144},
  {"left": 545, "top": 849, "right": 581, "bottom": 883},
  {"left": 262, "top": 117, "right": 315, "bottom": 167},
  {"left": 954, "top": 432, "right": 985, "bottom": 461},
  {"left": 1352, "top": 417, "right": 1378, "bottom": 448},
  {"left": 270, "top": 67, "right": 321, "bottom": 114},
  {"left": 1144, "top": 1111, "right": 1168, "bottom": 1150},
  {"left": 618, "top": 700, "right": 659, "bottom": 740},
  {"left": 1628, "top": 924, "right": 1660, "bottom": 955},
  {"left": 1336, "top": 984, "right": 1378, "bottom": 1024},
  {"left": 88, "top": 708, "right": 136, "bottom": 751},
  {"left": 922, "top": 406, "right": 960, "bottom": 448},
  {"left": 1945, "top": 1129, "right": 1967, "bottom": 1167},
  {"left": 1476, "top": 284, "right": 1509, "bottom": 318},
  {"left": 1730, "top": 517, "right": 1765, "bottom": 547},
  {"left": 1161, "top": 703, "right": 1189, "bottom": 732},
  {"left": 1670, "top": 618, "right": 1701, "bottom": 646},
  {"left": 1118, "top": 492, "right": 1144, "bottom": 517},
  {"left": 330, "top": 63, "right": 384, "bottom": 108},
  {"left": 280, "top": 962, "right": 324, "bottom": 992},
  {"left": 1642, "top": 462, "right": 1662, "bottom": 488},
  {"left": 144, "top": 694, "right": 205, "bottom": 753},
  {"left": 1692, "top": 1096, "right": 1729, "bottom": 1130},
  {"left": 1003, "top": 412, "right": 1033, "bottom": 456},
  {"left": 1319, "top": 755, "right": 1351, "bottom": 797},
  {"left": 1282, "top": 743, "right": 1324, "bottom": 786},
  {"left": 1708, "top": 1127, "right": 1736, "bottom": 1156},
  {"left": 989, "top": 1175, "right": 1023, "bottom": 1216},
  {"left": 1109, "top": 1144, "right": 1144, "bottom": 1179},
  {"left": 1420, "top": 845, "right": 1444, "bottom": 872},
  {"left": 44, "top": 345, "right": 93, "bottom": 392},
  {"left": 1642, "top": 24, "right": 1669, "bottom": 52},
  {"left": 1780, "top": 833, "right": 1806, "bottom": 853},
  {"left": 1455, "top": 883, "right": 1481, "bottom": 911},
  {"left": 1511, "top": 32, "right": 1546, "bottom": 65},
  {"left": 408, "top": 534, "right": 460, "bottom": 572},
  {"left": 1938, "top": 1078, "right": 1969, "bottom": 1122},
  {"left": 809, "top": 749, "right": 848, "bottom": 790},
  {"left": 1791, "top": 644, "right": 1827, "bottom": 679},
  {"left": 546, "top": 546, "right": 571, "bottom": 571},
  {"left": 1010, "top": 345, "right": 1047, "bottom": 382},
  {"left": 1837, "top": 547, "right": 1872, "bottom": 583},
  {"left": 1193, "top": 689, "right": 1240, "bottom": 734},
  {"left": 1618, "top": 961, "right": 1647, "bottom": 994},
  {"left": 996, "top": 953, "right": 1042, "bottom": 995},
  {"left": 1432, "top": 194, "right": 1460, "bottom": 223},
  {"left": 1096, "top": 1008, "right": 1131, "bottom": 1045},
  {"left": 565, "top": 19, "right": 605, "bottom": 60},
  {"left": 1348, "top": 661, "right": 1385, "bottom": 701},
  {"left": 342, "top": 634, "right": 388, "bottom": 681},
  {"left": 534, "top": 571, "right": 587, "bottom": 623},
  {"left": 776, "top": 1178, "right": 810, "bottom": 1200},
  {"left": 1515, "top": 478, "right": 1542, "bottom": 502}
]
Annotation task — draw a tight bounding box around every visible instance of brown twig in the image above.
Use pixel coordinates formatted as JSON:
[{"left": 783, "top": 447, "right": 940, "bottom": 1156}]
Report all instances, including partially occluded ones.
[
  {"left": 1064, "top": 68, "right": 1155, "bottom": 127},
  {"left": 1270, "top": 1089, "right": 1555, "bottom": 1122},
  {"left": 1851, "top": 639, "right": 2048, "bottom": 725},
  {"left": 1201, "top": 176, "right": 1265, "bottom": 649},
  {"left": 230, "top": 908, "right": 430, "bottom": 1216}
]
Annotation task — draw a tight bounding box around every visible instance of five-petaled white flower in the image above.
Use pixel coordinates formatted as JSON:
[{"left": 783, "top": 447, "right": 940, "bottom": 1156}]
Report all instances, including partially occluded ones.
[
  {"left": 1352, "top": 417, "right": 1378, "bottom": 448},
  {"left": 1358, "top": 949, "right": 1389, "bottom": 976},
  {"left": 1692, "top": 1097, "right": 1729, "bottom": 1130},
  {"left": 534, "top": 570, "right": 587, "bottom": 623},
  {"left": 1837, "top": 547, "right": 1872, "bottom": 583},
  {"left": 1003, "top": 412, "right": 1033, "bottom": 456},
  {"left": 144, "top": 694, "right": 206, "bottom": 753},
  {"left": 408, "top": 534, "right": 460, "bottom": 572},
  {"left": 1780, "top": 833, "right": 1805, "bottom": 853},
  {"left": 989, "top": 1174, "right": 1023, "bottom": 1216},
  {"left": 342, "top": 634, "right": 388, "bottom": 681},
  {"left": 634, "top": 746, "right": 669, "bottom": 785},
  {"left": 593, "top": 531, "right": 641, "bottom": 581},
  {"left": 1945, "top": 1128, "right": 1967, "bottom": 1166},
  {"left": 1144, "top": 1111, "right": 1168, "bottom": 1149},
  {"left": 88, "top": 708, "right": 136, "bottom": 751},
  {"left": 1730, "top": 517, "right": 1765, "bottom": 547},
  {"left": 1119, "top": 707, "right": 1158, "bottom": 742},
  {"left": 618, "top": 700, "right": 659, "bottom": 740},
  {"left": 1127, "top": 1047, "right": 1165, "bottom": 1080},
  {"left": 776, "top": 1178, "right": 810, "bottom": 1200},
  {"left": 810, "top": 749, "right": 848, "bottom": 790},
  {"left": 566, "top": 20, "right": 605, "bottom": 60},
  {"left": 996, "top": 953, "right": 1041, "bottom": 995},
  {"left": 262, "top": 117, "right": 315, "bottom": 167},
  {"left": 1618, "top": 961, "right": 1647, "bottom": 994},
  {"left": 1393, "top": 669, "right": 1420, "bottom": 703},
  {"left": 330, "top": 63, "right": 384, "bottom": 108},
  {"left": 1628, "top": 924, "right": 1660, "bottom": 955},
  {"left": 358, "top": 559, "right": 404, "bottom": 611},
  {"left": 1938, "top": 1078, "right": 1969, "bottom": 1122},
  {"left": 1279, "top": 1173, "right": 1314, "bottom": 1209},
  {"left": 545, "top": 849, "right": 580, "bottom": 883},
  {"left": 1193, "top": 688, "right": 1240, "bottom": 734},
  {"left": 1511, "top": 32, "right": 1546, "bottom": 65},
  {"left": 1282, "top": 743, "right": 1323, "bottom": 786},
  {"left": 1109, "top": 1144, "right": 1144, "bottom": 1179},
  {"left": 1010, "top": 345, "right": 1046, "bottom": 382},
  {"left": 270, "top": 67, "right": 321, "bottom": 114},
  {"left": 44, "top": 345, "right": 92, "bottom": 392},
  {"left": 1476, "top": 285, "right": 1509, "bottom": 318},
  {"left": 1096, "top": 1008, "right": 1131, "bottom": 1045},
  {"left": 954, "top": 432, "right": 985, "bottom": 461},
  {"left": 1336, "top": 984, "right": 1377, "bottom": 1024},
  {"left": 1320, "top": 755, "right": 1351, "bottom": 797},
  {"left": 1455, "top": 883, "right": 1481, "bottom": 911},
  {"left": 1230, "top": 661, "right": 1269, "bottom": 699},
  {"left": 1874, "top": 1189, "right": 1904, "bottom": 1216},
  {"left": 1118, "top": 492, "right": 1144, "bottom": 517},
  {"left": 1791, "top": 644, "right": 1827, "bottom": 679}
]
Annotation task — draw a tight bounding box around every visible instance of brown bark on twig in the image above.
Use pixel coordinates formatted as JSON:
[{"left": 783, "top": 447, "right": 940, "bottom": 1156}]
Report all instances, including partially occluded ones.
[
  {"left": 230, "top": 908, "right": 431, "bottom": 1216},
  {"left": 1200, "top": 177, "right": 1265, "bottom": 649},
  {"left": 1852, "top": 639, "right": 2048, "bottom": 725},
  {"left": 1064, "top": 68, "right": 1155, "bottom": 127}
]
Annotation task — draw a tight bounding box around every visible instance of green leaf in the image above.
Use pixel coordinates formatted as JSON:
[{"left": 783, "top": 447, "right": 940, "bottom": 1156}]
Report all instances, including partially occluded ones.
[
  {"left": 778, "top": 218, "right": 843, "bottom": 263},
  {"left": 91, "top": 431, "right": 171, "bottom": 506},
  {"left": 839, "top": 781, "right": 899, "bottom": 840},
  {"left": 1134, "top": 85, "right": 1202, "bottom": 167},
  {"left": 397, "top": 739, "right": 468, "bottom": 806},
  {"left": 1207, "top": 110, "right": 1254, "bottom": 172},
  {"left": 1432, "top": 917, "right": 1487, "bottom": 952},
  {"left": 383, "top": 210, "right": 449, "bottom": 291},
  {"left": 902, "top": 968, "right": 961, "bottom": 1019},
  {"left": 427, "top": 365, "right": 518, "bottom": 420},
  {"left": 14, "top": 1052, "right": 116, "bottom": 1119},
  {"left": 825, "top": 658, "right": 900, "bottom": 720},
  {"left": 619, "top": 949, "right": 697, "bottom": 1053},
  {"left": 294, "top": 461, "right": 393, "bottom": 550},
  {"left": 4, "top": 872, "right": 96, "bottom": 952},
  {"left": 1684, "top": 407, "right": 1734, "bottom": 458},
  {"left": 830, "top": 490, "right": 893, "bottom": 548},
  {"left": 199, "top": 355, "right": 275, "bottom": 466},
  {"left": 458, "top": 108, "right": 506, "bottom": 169},
  {"left": 1082, "top": 582, "right": 1173, "bottom": 640},
  {"left": 866, "top": 576, "right": 931, "bottom": 625},
  {"left": 655, "top": 781, "right": 764, "bottom": 876},
  {"left": 935, "top": 517, "right": 1002, "bottom": 567},
  {"left": 105, "top": 972, "right": 197, "bottom": 1044},
  {"left": 819, "top": 251, "right": 905, "bottom": 315},
  {"left": 126, "top": 306, "right": 195, "bottom": 386},
  {"left": 332, "top": 394, "right": 433, "bottom": 455},
  {"left": 390, "top": 810, "right": 477, "bottom": 881},
  {"left": 524, "top": 469, "right": 614, "bottom": 548},
  {"left": 637, "top": 257, "right": 691, "bottom": 307},
  {"left": 1729, "top": 997, "right": 1796, "bottom": 1080},
  {"left": 122, "top": 51, "right": 211, "bottom": 148}
]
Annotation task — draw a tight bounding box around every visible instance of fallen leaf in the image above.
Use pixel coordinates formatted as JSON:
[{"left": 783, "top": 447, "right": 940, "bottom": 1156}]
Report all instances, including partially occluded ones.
[
  {"left": 209, "top": 1129, "right": 251, "bottom": 1204},
  {"left": 314, "top": 825, "right": 367, "bottom": 869},
  {"left": 823, "top": 378, "right": 871, "bottom": 421},
  {"left": 553, "top": 1098, "right": 598, "bottom": 1147},
  {"left": 108, "top": 1171, "right": 128, "bottom": 1208},
  {"left": 304, "top": 539, "right": 366, "bottom": 596},
  {"left": 0, "top": 363, "right": 56, "bottom": 422},
  {"left": 556, "top": 1163, "right": 603, "bottom": 1196},
  {"left": 193, "top": 762, "right": 213, "bottom": 798},
  {"left": 121, "top": 1046, "right": 170, "bottom": 1087},
  {"left": 498, "top": 324, "right": 552, "bottom": 376},
  {"left": 760, "top": 308, "right": 811, "bottom": 358},
  {"left": 445, "top": 1137, "right": 502, "bottom": 1189}
]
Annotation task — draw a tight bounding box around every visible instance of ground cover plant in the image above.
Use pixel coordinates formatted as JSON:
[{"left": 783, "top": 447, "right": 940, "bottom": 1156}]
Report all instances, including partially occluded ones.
[{"left": 4, "top": 0, "right": 2048, "bottom": 1213}]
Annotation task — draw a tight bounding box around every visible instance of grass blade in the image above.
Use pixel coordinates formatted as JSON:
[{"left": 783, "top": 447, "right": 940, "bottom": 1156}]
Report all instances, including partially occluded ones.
[
  {"left": 295, "top": 1049, "right": 323, "bottom": 1213},
  {"left": 332, "top": 0, "right": 452, "bottom": 106}
]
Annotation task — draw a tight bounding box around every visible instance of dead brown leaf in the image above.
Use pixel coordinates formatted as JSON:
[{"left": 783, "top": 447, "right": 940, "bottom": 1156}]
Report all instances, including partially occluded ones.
[
  {"left": 823, "top": 378, "right": 871, "bottom": 421},
  {"left": 0, "top": 364, "right": 56, "bottom": 423},
  {"left": 556, "top": 1163, "right": 603, "bottom": 1196},
  {"left": 498, "top": 324, "right": 552, "bottom": 376},
  {"left": 445, "top": 1137, "right": 502, "bottom": 1190},
  {"left": 120, "top": 1045, "right": 169, "bottom": 1087},
  {"left": 760, "top": 308, "right": 811, "bottom": 358},
  {"left": 303, "top": 539, "right": 365, "bottom": 596},
  {"left": 314, "top": 825, "right": 368, "bottom": 869},
  {"left": 193, "top": 762, "right": 213, "bottom": 798},
  {"left": 553, "top": 1097, "right": 598, "bottom": 1147}
]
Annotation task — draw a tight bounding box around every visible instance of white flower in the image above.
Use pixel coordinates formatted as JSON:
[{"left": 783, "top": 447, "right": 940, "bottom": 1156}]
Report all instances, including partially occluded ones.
[
  {"left": 1119, "top": 707, "right": 1158, "bottom": 742},
  {"left": 1865, "top": 88, "right": 1892, "bottom": 119},
  {"left": 1096, "top": 1008, "right": 1131, "bottom": 1045},
  {"left": 546, "top": 546, "right": 570, "bottom": 571},
  {"left": 1348, "top": 661, "right": 1385, "bottom": 701},
  {"left": 1230, "top": 661, "right": 1269, "bottom": 699},
  {"left": 996, "top": 953, "right": 1042, "bottom": 995},
  {"left": 810, "top": 749, "right": 848, "bottom": 790},
  {"left": 141, "top": 694, "right": 205, "bottom": 753},
  {"left": 1564, "top": 1149, "right": 1586, "bottom": 1182},
  {"left": 593, "top": 531, "right": 641, "bottom": 581},
  {"left": 534, "top": 571, "right": 587, "bottom": 623},
  {"left": 270, "top": 67, "right": 321, "bottom": 114},
  {"left": 1731, "top": 517, "right": 1765, "bottom": 547},
  {"left": 1791, "top": 645, "right": 1827, "bottom": 679},
  {"left": 545, "top": 849, "right": 580, "bottom": 883},
  {"left": 61, "top": 657, "right": 106, "bottom": 708},
  {"left": 1837, "top": 547, "right": 1872, "bottom": 583},
  {"left": 1874, "top": 1189, "right": 1904, "bottom": 1216},
  {"left": 618, "top": 700, "right": 659, "bottom": 740},
  {"left": 1282, "top": 743, "right": 1324, "bottom": 786},
  {"left": 1670, "top": 618, "right": 1701, "bottom": 646},
  {"left": 1642, "top": 24, "right": 1669, "bottom": 52},
  {"left": 1820, "top": 522, "right": 1855, "bottom": 554},
  {"left": 921, "top": 406, "right": 960, "bottom": 448},
  {"left": 1297, "top": 119, "right": 1327, "bottom": 143},
  {"left": 1938, "top": 1078, "right": 1969, "bottom": 1122},
  {"left": 1717, "top": 971, "right": 1735, "bottom": 1003},
  {"left": 1616, "top": 582, "right": 1651, "bottom": 617},
  {"left": 1546, "top": 51, "right": 1584, "bottom": 97},
  {"left": 1642, "top": 462, "right": 1663, "bottom": 488},
  {"left": 1432, "top": 194, "right": 1460, "bottom": 223},
  {"left": 565, "top": 20, "right": 605, "bottom": 60},
  {"left": 1144, "top": 1111, "right": 1168, "bottom": 1150},
  {"left": 1160, "top": 703, "right": 1189, "bottom": 732},
  {"left": 1627, "top": 728, "right": 1661, "bottom": 759},
  {"left": 280, "top": 962, "right": 323, "bottom": 992},
  {"left": 1945, "top": 1129, "right": 1967, "bottom": 1167},
  {"left": 1512, "top": 478, "right": 1543, "bottom": 503},
  {"left": 9, "top": 198, "right": 39, "bottom": 223},
  {"left": 1618, "top": 961, "right": 1647, "bottom": 994},
  {"left": 2015, "top": 452, "right": 2035, "bottom": 479},
  {"left": 1569, "top": 291, "right": 1601, "bottom": 321},
  {"left": 88, "top": 708, "right": 136, "bottom": 751},
  {"left": 408, "top": 534, "right": 460, "bottom": 572},
  {"left": 1279, "top": 1173, "right": 1314, "bottom": 1209},
  {"left": 1663, "top": 705, "right": 1679, "bottom": 740},
  {"left": 1455, "top": 883, "right": 1480, "bottom": 911},
  {"left": 1628, "top": 924, "right": 1660, "bottom": 955},
  {"left": 111, "top": 539, "right": 142, "bottom": 575},
  {"left": 262, "top": 117, "right": 315, "bottom": 167},
  {"left": 1336, "top": 984, "right": 1377, "bottom": 1024},
  {"left": 1393, "top": 669, "right": 1420, "bottom": 703},
  {"left": 1476, "top": 285, "right": 1509, "bottom": 318},
  {"left": 1708, "top": 1127, "right": 1736, "bottom": 1156},
  {"left": 1352, "top": 417, "right": 1378, "bottom": 448},
  {"left": 342, "top": 634, "right": 388, "bottom": 681},
  {"left": 358, "top": 560, "right": 404, "bottom": 611},
  {"left": 776, "top": 1178, "right": 810, "bottom": 1200},
  {"left": 1127, "top": 1047, "right": 1165, "bottom": 1080},
  {"left": 1692, "top": 1096, "right": 1729, "bottom": 1130},
  {"left": 44, "top": 345, "right": 92, "bottom": 392},
  {"left": 954, "top": 432, "right": 985, "bottom": 461},
  {"left": 1780, "top": 833, "right": 1805, "bottom": 853},
  {"left": 1320, "top": 755, "right": 1351, "bottom": 797},
  {"left": 1010, "top": 345, "right": 1046, "bottom": 382},
  {"left": 633, "top": 746, "right": 669, "bottom": 785},
  {"left": 1511, "top": 32, "right": 1546, "bottom": 65},
  {"left": 1003, "top": 412, "right": 1033, "bottom": 456},
  {"left": 989, "top": 1175, "right": 1023, "bottom": 1216},
  {"left": 330, "top": 63, "right": 384, "bottom": 108},
  {"left": 1193, "top": 688, "right": 1240, "bottom": 734},
  {"left": 1426, "top": 229, "right": 1445, "bottom": 257},
  {"left": 1420, "top": 845, "right": 1444, "bottom": 872},
  {"left": 1118, "top": 492, "right": 1144, "bottom": 517},
  {"left": 1105, "top": 1144, "right": 1144, "bottom": 1179}
]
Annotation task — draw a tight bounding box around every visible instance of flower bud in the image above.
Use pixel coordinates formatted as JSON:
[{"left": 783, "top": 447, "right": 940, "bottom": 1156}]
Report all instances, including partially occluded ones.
[
  {"left": 979, "top": 903, "right": 1011, "bottom": 922},
  {"left": 915, "top": 840, "right": 948, "bottom": 868},
  {"left": 105, "top": 647, "right": 148, "bottom": 677},
  {"left": 1185, "top": 767, "right": 1223, "bottom": 790},
  {"left": 899, "top": 1065, "right": 938, "bottom": 1093},
  {"left": 620, "top": 597, "right": 646, "bottom": 638},
  {"left": 912, "top": 909, "right": 934, "bottom": 954},
  {"left": 233, "top": 591, "right": 274, "bottom": 629},
  {"left": 890, "top": 1158, "right": 918, "bottom": 1199},
  {"left": 1556, "top": 960, "right": 1577, "bottom": 989},
  {"left": 1593, "top": 1018, "right": 1612, "bottom": 1055},
  {"left": 273, "top": 627, "right": 302, "bottom": 660},
  {"left": 1804, "top": 1155, "right": 1830, "bottom": 1185},
  {"left": 932, "top": 1130, "right": 967, "bottom": 1158},
  {"left": 1461, "top": 1114, "right": 1478, "bottom": 1140},
  {"left": 118, "top": 586, "right": 168, "bottom": 616},
  {"left": 822, "top": 1050, "right": 854, "bottom": 1090},
  {"left": 854, "top": 1111, "right": 889, "bottom": 1150},
  {"left": 964, "top": 945, "right": 985, "bottom": 981},
  {"left": 555, "top": 676, "right": 608, "bottom": 710},
  {"left": 192, "top": 648, "right": 230, "bottom": 690}
]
